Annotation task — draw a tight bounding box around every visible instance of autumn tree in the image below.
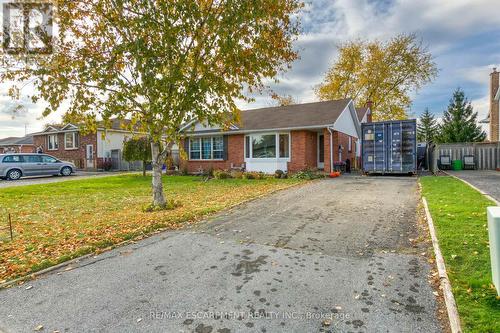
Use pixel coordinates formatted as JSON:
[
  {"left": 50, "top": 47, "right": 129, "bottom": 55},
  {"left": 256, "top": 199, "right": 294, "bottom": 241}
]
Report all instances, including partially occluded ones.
[
  {"left": 437, "top": 89, "right": 486, "bottom": 143},
  {"left": 3, "top": 0, "right": 302, "bottom": 208},
  {"left": 417, "top": 108, "right": 438, "bottom": 143},
  {"left": 123, "top": 137, "right": 151, "bottom": 177},
  {"left": 315, "top": 33, "right": 438, "bottom": 120}
]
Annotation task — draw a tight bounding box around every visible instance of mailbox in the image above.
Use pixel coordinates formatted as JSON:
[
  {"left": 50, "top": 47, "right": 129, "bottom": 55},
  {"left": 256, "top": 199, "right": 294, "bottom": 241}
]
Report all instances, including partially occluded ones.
[{"left": 487, "top": 206, "right": 500, "bottom": 295}]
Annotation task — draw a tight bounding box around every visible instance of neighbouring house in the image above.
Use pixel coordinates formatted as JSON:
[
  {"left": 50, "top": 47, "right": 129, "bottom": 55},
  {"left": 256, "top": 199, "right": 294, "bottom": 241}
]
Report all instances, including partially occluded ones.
[
  {"left": 482, "top": 68, "right": 500, "bottom": 142},
  {"left": 0, "top": 135, "right": 35, "bottom": 154},
  {"left": 31, "top": 119, "right": 145, "bottom": 170},
  {"left": 180, "top": 99, "right": 370, "bottom": 174}
]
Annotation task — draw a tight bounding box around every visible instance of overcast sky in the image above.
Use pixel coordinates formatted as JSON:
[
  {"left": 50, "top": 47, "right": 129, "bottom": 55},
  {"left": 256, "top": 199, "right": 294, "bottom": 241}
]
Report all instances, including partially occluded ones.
[{"left": 1, "top": 0, "right": 499, "bottom": 139}]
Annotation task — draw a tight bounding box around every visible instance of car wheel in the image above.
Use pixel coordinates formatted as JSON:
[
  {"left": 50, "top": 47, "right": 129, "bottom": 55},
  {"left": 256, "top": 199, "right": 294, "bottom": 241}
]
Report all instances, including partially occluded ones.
[
  {"left": 61, "top": 166, "right": 72, "bottom": 176},
  {"left": 7, "top": 169, "right": 22, "bottom": 180}
]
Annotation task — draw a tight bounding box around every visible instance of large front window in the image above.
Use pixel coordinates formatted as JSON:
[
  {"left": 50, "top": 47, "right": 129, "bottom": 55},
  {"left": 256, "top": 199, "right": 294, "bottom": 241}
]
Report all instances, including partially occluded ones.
[
  {"left": 252, "top": 134, "right": 276, "bottom": 158},
  {"left": 245, "top": 133, "right": 290, "bottom": 159},
  {"left": 189, "top": 136, "right": 223, "bottom": 160}
]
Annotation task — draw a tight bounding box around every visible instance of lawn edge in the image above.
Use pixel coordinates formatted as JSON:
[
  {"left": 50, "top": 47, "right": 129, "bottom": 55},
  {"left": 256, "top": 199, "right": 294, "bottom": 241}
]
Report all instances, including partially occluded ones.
[
  {"left": 422, "top": 196, "right": 462, "bottom": 333},
  {"left": 0, "top": 178, "right": 311, "bottom": 289},
  {"left": 442, "top": 171, "right": 500, "bottom": 206}
]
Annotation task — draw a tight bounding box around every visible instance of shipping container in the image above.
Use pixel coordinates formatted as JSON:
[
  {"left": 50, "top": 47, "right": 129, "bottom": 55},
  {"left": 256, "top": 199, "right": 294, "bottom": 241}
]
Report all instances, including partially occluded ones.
[{"left": 361, "top": 120, "right": 417, "bottom": 174}]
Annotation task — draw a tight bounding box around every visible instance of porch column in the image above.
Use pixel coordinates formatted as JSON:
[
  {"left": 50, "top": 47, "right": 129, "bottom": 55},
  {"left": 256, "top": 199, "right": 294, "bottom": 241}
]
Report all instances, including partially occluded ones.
[{"left": 323, "top": 128, "right": 333, "bottom": 173}]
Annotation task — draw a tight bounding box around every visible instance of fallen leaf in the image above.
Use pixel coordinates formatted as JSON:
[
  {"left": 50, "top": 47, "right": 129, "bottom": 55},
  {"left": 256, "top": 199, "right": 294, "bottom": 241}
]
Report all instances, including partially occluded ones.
[{"left": 34, "top": 325, "right": 43, "bottom": 331}]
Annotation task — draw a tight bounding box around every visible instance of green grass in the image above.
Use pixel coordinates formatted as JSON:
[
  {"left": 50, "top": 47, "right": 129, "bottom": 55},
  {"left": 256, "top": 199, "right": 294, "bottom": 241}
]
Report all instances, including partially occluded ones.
[
  {"left": 420, "top": 176, "right": 500, "bottom": 332},
  {"left": 0, "top": 174, "right": 304, "bottom": 283}
]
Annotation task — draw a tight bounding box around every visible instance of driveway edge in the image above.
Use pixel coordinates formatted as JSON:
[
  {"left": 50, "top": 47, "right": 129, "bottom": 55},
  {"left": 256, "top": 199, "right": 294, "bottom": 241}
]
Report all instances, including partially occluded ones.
[
  {"left": 443, "top": 171, "right": 500, "bottom": 206},
  {"left": 422, "top": 197, "right": 462, "bottom": 333}
]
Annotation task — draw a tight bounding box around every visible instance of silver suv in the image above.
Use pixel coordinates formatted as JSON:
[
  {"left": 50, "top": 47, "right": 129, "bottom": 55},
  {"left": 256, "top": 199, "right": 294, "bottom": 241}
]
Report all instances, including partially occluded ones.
[{"left": 0, "top": 154, "right": 76, "bottom": 180}]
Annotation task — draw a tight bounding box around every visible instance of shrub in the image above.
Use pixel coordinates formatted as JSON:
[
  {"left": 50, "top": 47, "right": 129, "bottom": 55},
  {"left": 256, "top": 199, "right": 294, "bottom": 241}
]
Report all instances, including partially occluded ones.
[
  {"left": 242, "top": 172, "right": 255, "bottom": 179},
  {"left": 275, "top": 169, "right": 284, "bottom": 178},
  {"left": 242, "top": 171, "right": 267, "bottom": 180},
  {"left": 290, "top": 169, "right": 325, "bottom": 180},
  {"left": 142, "top": 199, "right": 182, "bottom": 212},
  {"left": 230, "top": 170, "right": 244, "bottom": 179},
  {"left": 203, "top": 166, "right": 214, "bottom": 178},
  {"left": 214, "top": 170, "right": 231, "bottom": 179},
  {"left": 102, "top": 160, "right": 113, "bottom": 171},
  {"left": 280, "top": 173, "right": 288, "bottom": 179}
]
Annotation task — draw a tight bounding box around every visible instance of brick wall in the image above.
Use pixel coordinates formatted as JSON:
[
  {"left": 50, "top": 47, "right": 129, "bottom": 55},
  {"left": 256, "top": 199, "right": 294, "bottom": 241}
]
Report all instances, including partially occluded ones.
[
  {"left": 288, "top": 130, "right": 317, "bottom": 172},
  {"left": 33, "top": 132, "right": 97, "bottom": 169},
  {"left": 490, "top": 69, "right": 499, "bottom": 142},
  {"left": 333, "top": 131, "right": 357, "bottom": 166},
  {"left": 322, "top": 129, "right": 357, "bottom": 172},
  {"left": 180, "top": 134, "right": 244, "bottom": 173}
]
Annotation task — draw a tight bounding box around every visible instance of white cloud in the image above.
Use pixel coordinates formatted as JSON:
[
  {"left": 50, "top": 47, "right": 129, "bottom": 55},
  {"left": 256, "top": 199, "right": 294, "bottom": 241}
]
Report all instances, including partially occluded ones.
[{"left": 2, "top": 0, "right": 500, "bottom": 137}]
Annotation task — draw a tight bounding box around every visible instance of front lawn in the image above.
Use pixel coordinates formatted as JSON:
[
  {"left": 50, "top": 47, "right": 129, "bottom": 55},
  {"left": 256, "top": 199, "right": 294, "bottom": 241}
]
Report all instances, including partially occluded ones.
[
  {"left": 0, "top": 174, "right": 304, "bottom": 283},
  {"left": 420, "top": 176, "right": 500, "bottom": 333}
]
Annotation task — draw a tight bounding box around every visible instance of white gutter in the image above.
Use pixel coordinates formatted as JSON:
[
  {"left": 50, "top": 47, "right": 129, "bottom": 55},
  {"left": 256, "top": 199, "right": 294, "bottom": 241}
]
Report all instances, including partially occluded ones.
[{"left": 327, "top": 127, "right": 334, "bottom": 173}]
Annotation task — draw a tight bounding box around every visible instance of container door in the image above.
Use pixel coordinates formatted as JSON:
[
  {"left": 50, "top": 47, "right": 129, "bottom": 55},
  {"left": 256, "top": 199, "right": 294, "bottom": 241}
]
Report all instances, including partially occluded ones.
[
  {"left": 388, "top": 122, "right": 402, "bottom": 172},
  {"left": 362, "top": 124, "right": 375, "bottom": 172},
  {"left": 374, "top": 123, "right": 385, "bottom": 172},
  {"left": 401, "top": 122, "right": 416, "bottom": 172}
]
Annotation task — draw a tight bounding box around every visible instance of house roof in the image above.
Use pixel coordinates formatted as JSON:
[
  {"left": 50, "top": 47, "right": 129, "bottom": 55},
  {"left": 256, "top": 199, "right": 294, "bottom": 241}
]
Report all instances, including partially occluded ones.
[
  {"left": 238, "top": 99, "right": 351, "bottom": 130},
  {"left": 182, "top": 99, "right": 353, "bottom": 133},
  {"left": 0, "top": 135, "right": 34, "bottom": 146},
  {"left": 33, "top": 119, "right": 140, "bottom": 135},
  {"left": 355, "top": 107, "right": 369, "bottom": 122}
]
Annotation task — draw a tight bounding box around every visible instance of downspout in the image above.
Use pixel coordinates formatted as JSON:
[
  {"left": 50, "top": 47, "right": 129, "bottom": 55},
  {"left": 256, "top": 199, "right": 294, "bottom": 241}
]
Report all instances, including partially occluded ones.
[{"left": 327, "top": 127, "right": 334, "bottom": 173}]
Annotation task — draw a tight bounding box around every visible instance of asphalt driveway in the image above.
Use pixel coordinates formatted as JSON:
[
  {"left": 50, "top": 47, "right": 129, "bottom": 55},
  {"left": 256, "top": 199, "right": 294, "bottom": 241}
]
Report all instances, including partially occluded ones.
[
  {"left": 0, "top": 177, "right": 443, "bottom": 333},
  {"left": 0, "top": 171, "right": 127, "bottom": 189},
  {"left": 447, "top": 170, "right": 500, "bottom": 202}
]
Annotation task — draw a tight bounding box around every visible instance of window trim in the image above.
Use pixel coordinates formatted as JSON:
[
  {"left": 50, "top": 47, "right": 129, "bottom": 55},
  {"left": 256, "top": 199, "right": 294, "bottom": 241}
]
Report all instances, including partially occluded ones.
[
  {"left": 189, "top": 136, "right": 224, "bottom": 161},
  {"left": 244, "top": 132, "right": 291, "bottom": 161},
  {"left": 348, "top": 136, "right": 352, "bottom": 153},
  {"left": 47, "top": 134, "right": 58, "bottom": 151},
  {"left": 64, "top": 132, "right": 79, "bottom": 150}
]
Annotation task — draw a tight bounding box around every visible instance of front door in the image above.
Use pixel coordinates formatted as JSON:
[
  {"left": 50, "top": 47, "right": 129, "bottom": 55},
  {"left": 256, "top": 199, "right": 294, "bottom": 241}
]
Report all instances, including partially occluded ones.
[
  {"left": 318, "top": 134, "right": 324, "bottom": 169},
  {"left": 86, "top": 144, "right": 94, "bottom": 169}
]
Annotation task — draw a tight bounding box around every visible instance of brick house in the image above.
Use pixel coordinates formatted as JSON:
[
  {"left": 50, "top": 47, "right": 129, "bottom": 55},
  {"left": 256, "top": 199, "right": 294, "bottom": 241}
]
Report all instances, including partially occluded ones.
[
  {"left": 179, "top": 99, "right": 369, "bottom": 174},
  {"left": 32, "top": 120, "right": 145, "bottom": 170},
  {"left": 0, "top": 135, "right": 35, "bottom": 154}
]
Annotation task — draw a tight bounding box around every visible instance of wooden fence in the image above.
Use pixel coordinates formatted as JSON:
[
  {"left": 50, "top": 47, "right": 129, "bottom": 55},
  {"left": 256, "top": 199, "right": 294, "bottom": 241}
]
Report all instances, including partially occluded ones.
[{"left": 430, "top": 142, "right": 500, "bottom": 171}]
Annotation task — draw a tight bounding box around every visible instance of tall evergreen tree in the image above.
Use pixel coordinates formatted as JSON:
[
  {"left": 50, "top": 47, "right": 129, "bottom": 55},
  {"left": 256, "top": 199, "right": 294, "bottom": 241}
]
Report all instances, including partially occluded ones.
[
  {"left": 437, "top": 89, "right": 486, "bottom": 143},
  {"left": 417, "top": 108, "right": 438, "bottom": 142}
]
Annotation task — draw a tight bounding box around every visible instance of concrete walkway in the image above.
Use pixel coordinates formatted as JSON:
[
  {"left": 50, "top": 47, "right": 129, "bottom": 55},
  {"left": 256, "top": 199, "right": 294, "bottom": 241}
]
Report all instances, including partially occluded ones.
[
  {"left": 447, "top": 170, "right": 500, "bottom": 202},
  {"left": 0, "top": 177, "right": 443, "bottom": 333}
]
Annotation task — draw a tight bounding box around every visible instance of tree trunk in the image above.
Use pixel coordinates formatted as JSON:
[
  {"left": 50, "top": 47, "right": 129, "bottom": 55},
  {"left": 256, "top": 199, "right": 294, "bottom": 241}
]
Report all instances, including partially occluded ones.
[{"left": 151, "top": 141, "right": 166, "bottom": 207}]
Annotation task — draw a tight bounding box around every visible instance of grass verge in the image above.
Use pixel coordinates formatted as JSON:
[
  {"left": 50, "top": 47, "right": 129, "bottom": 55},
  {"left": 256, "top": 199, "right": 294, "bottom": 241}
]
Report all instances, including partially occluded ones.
[
  {"left": 0, "top": 174, "right": 305, "bottom": 283},
  {"left": 420, "top": 176, "right": 500, "bottom": 332}
]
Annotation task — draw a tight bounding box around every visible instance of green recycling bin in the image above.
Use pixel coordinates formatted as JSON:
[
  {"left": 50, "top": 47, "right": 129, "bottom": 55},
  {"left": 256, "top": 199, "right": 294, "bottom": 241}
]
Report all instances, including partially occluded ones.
[{"left": 452, "top": 160, "right": 463, "bottom": 170}]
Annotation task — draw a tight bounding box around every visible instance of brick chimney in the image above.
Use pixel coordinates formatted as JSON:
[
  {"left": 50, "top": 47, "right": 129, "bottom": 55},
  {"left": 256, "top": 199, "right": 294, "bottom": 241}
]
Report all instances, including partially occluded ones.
[
  {"left": 366, "top": 100, "right": 373, "bottom": 123},
  {"left": 490, "top": 68, "right": 499, "bottom": 142}
]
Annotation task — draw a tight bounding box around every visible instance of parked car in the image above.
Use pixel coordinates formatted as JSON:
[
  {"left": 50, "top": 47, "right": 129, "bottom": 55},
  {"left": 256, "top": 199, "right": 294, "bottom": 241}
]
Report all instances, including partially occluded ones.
[{"left": 0, "top": 153, "right": 76, "bottom": 180}]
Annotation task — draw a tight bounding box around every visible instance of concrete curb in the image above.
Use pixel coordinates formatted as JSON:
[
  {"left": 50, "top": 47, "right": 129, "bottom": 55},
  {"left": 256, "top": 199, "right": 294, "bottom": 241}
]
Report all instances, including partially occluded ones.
[
  {"left": 0, "top": 178, "right": 310, "bottom": 289},
  {"left": 443, "top": 171, "right": 500, "bottom": 206},
  {"left": 422, "top": 197, "right": 462, "bottom": 333}
]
